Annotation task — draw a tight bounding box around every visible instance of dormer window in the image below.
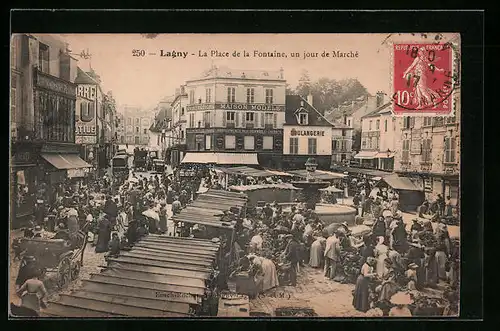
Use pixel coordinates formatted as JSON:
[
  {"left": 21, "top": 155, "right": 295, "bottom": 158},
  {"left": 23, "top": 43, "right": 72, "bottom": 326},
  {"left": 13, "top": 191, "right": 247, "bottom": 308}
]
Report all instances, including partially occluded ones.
[{"left": 298, "top": 113, "right": 308, "bottom": 125}]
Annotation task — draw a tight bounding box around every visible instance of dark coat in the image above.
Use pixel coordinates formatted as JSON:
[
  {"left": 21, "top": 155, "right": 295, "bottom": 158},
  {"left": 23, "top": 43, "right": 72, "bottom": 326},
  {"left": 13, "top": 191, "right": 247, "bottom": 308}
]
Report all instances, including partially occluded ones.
[{"left": 284, "top": 239, "right": 301, "bottom": 264}]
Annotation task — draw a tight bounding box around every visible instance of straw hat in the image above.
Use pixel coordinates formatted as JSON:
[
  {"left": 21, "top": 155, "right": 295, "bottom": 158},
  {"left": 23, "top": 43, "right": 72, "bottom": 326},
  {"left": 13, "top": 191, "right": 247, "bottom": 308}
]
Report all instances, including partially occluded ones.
[
  {"left": 390, "top": 292, "right": 413, "bottom": 305},
  {"left": 407, "top": 263, "right": 419, "bottom": 269}
]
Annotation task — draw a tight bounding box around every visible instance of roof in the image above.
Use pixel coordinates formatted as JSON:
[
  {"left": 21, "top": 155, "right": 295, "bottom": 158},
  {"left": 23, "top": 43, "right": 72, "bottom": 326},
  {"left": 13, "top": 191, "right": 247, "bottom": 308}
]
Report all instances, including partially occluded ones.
[
  {"left": 42, "top": 236, "right": 221, "bottom": 317},
  {"left": 361, "top": 102, "right": 392, "bottom": 119},
  {"left": 330, "top": 165, "right": 392, "bottom": 178},
  {"left": 377, "top": 174, "right": 421, "bottom": 191},
  {"left": 228, "top": 183, "right": 300, "bottom": 192},
  {"left": 285, "top": 95, "right": 334, "bottom": 127},
  {"left": 170, "top": 189, "right": 248, "bottom": 229},
  {"left": 189, "top": 66, "right": 284, "bottom": 81},
  {"left": 74, "top": 67, "right": 100, "bottom": 85}
]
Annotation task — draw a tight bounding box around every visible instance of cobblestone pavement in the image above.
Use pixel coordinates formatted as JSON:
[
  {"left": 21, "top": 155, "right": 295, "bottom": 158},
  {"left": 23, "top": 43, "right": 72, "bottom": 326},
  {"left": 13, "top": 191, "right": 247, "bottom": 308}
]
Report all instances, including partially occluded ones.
[{"left": 249, "top": 266, "right": 367, "bottom": 317}]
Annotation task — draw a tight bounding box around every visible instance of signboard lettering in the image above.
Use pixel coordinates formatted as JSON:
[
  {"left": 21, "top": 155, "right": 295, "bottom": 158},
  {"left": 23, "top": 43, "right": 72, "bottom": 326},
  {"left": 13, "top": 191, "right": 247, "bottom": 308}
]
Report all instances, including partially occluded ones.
[
  {"left": 290, "top": 128, "right": 325, "bottom": 137},
  {"left": 187, "top": 128, "right": 282, "bottom": 135},
  {"left": 35, "top": 71, "right": 77, "bottom": 98},
  {"left": 77, "top": 85, "right": 97, "bottom": 101},
  {"left": 186, "top": 103, "right": 285, "bottom": 112}
]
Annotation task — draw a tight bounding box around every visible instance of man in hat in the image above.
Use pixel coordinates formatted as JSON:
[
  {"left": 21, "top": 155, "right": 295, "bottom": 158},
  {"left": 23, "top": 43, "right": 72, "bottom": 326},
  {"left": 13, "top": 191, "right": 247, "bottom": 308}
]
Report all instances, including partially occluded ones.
[
  {"left": 407, "top": 240, "right": 425, "bottom": 289},
  {"left": 282, "top": 233, "right": 301, "bottom": 286},
  {"left": 324, "top": 230, "right": 341, "bottom": 280}
]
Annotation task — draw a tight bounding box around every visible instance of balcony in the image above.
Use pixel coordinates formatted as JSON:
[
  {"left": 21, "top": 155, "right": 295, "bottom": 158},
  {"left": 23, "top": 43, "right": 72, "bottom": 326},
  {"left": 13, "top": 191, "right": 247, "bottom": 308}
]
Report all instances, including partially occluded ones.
[
  {"left": 246, "top": 123, "right": 255, "bottom": 129},
  {"left": 264, "top": 124, "right": 274, "bottom": 130},
  {"left": 226, "top": 122, "right": 235, "bottom": 128},
  {"left": 204, "top": 122, "right": 211, "bottom": 128}
]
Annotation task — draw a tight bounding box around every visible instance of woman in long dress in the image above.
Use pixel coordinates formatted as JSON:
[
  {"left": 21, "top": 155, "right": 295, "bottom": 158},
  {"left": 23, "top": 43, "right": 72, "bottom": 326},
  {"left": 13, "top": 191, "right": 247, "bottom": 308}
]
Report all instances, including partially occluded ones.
[
  {"left": 16, "top": 272, "right": 48, "bottom": 316},
  {"left": 377, "top": 259, "right": 399, "bottom": 303},
  {"left": 352, "top": 257, "right": 377, "bottom": 312},
  {"left": 248, "top": 254, "right": 279, "bottom": 293},
  {"left": 95, "top": 215, "right": 112, "bottom": 253},
  {"left": 424, "top": 247, "right": 439, "bottom": 288},
  {"left": 309, "top": 237, "right": 326, "bottom": 268},
  {"left": 374, "top": 236, "right": 389, "bottom": 278}
]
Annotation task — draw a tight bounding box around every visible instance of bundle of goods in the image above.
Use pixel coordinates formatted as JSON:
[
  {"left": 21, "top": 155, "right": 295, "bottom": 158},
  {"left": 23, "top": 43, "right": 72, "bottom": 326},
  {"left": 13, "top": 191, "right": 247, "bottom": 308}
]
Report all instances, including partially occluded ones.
[
  {"left": 336, "top": 247, "right": 362, "bottom": 284},
  {"left": 408, "top": 292, "right": 447, "bottom": 316}
]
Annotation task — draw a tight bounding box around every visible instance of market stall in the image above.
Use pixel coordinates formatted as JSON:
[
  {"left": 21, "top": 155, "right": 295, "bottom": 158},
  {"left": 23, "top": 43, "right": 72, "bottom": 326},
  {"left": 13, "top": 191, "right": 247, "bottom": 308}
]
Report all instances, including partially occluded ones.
[
  {"left": 41, "top": 235, "right": 221, "bottom": 317},
  {"left": 375, "top": 174, "right": 425, "bottom": 212},
  {"left": 228, "top": 184, "right": 301, "bottom": 208}
]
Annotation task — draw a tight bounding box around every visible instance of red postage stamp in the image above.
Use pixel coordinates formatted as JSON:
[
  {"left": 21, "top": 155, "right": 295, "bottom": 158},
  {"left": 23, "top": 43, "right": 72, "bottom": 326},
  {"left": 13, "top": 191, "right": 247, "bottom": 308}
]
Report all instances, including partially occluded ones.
[{"left": 391, "top": 42, "right": 459, "bottom": 116}]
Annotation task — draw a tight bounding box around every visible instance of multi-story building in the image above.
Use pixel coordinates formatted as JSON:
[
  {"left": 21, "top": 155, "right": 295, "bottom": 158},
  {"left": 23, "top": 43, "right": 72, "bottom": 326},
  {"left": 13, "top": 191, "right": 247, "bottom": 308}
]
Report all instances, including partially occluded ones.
[
  {"left": 116, "top": 112, "right": 125, "bottom": 145},
  {"left": 393, "top": 104, "right": 460, "bottom": 206},
  {"left": 182, "top": 66, "right": 286, "bottom": 167},
  {"left": 355, "top": 102, "right": 397, "bottom": 171},
  {"left": 121, "top": 106, "right": 153, "bottom": 147},
  {"left": 10, "top": 34, "right": 89, "bottom": 227},
  {"left": 282, "top": 94, "right": 353, "bottom": 170},
  {"left": 149, "top": 96, "right": 174, "bottom": 158},
  {"left": 168, "top": 87, "right": 188, "bottom": 166}
]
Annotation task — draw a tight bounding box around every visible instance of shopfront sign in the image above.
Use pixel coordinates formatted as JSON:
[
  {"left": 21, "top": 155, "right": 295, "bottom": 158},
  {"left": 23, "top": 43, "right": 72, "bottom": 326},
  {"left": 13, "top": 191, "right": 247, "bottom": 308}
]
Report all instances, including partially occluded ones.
[
  {"left": 76, "top": 85, "right": 97, "bottom": 101},
  {"left": 187, "top": 128, "right": 282, "bottom": 135},
  {"left": 12, "top": 151, "right": 35, "bottom": 164},
  {"left": 67, "top": 168, "right": 86, "bottom": 178},
  {"left": 35, "top": 70, "right": 76, "bottom": 98},
  {"left": 290, "top": 128, "right": 326, "bottom": 137},
  {"left": 186, "top": 103, "right": 285, "bottom": 112},
  {"left": 76, "top": 135, "right": 97, "bottom": 144}
]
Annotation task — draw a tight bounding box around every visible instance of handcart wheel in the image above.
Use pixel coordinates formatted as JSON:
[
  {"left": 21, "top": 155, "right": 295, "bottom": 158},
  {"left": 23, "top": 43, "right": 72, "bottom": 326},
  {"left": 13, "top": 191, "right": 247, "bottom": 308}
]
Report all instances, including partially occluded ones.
[{"left": 70, "top": 260, "right": 81, "bottom": 280}]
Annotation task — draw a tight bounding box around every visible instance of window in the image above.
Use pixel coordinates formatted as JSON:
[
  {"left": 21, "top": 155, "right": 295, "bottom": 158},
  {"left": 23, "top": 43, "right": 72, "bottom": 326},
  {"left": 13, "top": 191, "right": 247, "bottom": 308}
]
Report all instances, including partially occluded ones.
[
  {"left": 444, "top": 136, "right": 456, "bottom": 163},
  {"left": 421, "top": 138, "right": 432, "bottom": 163},
  {"left": 369, "top": 121, "right": 372, "bottom": 130},
  {"left": 423, "top": 117, "right": 433, "bottom": 126},
  {"left": 135, "top": 118, "right": 140, "bottom": 125},
  {"left": 247, "top": 88, "right": 255, "bottom": 103},
  {"left": 308, "top": 138, "right": 317, "bottom": 155},
  {"left": 225, "top": 135, "right": 236, "bottom": 149},
  {"left": 376, "top": 120, "right": 380, "bottom": 130},
  {"left": 226, "top": 111, "right": 235, "bottom": 123},
  {"left": 298, "top": 113, "right": 308, "bottom": 125},
  {"left": 404, "top": 116, "right": 415, "bottom": 129},
  {"left": 136, "top": 127, "right": 139, "bottom": 133},
  {"left": 384, "top": 119, "right": 388, "bottom": 132},
  {"left": 263, "top": 136, "right": 273, "bottom": 150},
  {"left": 244, "top": 136, "right": 255, "bottom": 150},
  {"left": 11, "top": 75, "right": 17, "bottom": 124},
  {"left": 143, "top": 128, "right": 147, "bottom": 134},
  {"left": 445, "top": 116, "right": 456, "bottom": 124},
  {"left": 245, "top": 112, "right": 254, "bottom": 122},
  {"left": 265, "top": 89, "right": 273, "bottom": 104},
  {"left": 348, "top": 119, "right": 351, "bottom": 127},
  {"left": 205, "top": 135, "right": 211, "bottom": 150},
  {"left": 368, "top": 137, "right": 372, "bottom": 149},
  {"left": 180, "top": 131, "right": 184, "bottom": 140},
  {"left": 264, "top": 113, "right": 274, "bottom": 127},
  {"left": 135, "top": 136, "right": 140, "bottom": 144},
  {"left": 11, "top": 36, "right": 17, "bottom": 68},
  {"left": 127, "top": 118, "right": 132, "bottom": 125},
  {"left": 374, "top": 137, "right": 379, "bottom": 150},
  {"left": 433, "top": 116, "right": 444, "bottom": 127},
  {"left": 362, "top": 139, "right": 367, "bottom": 148},
  {"left": 189, "top": 113, "right": 195, "bottom": 128},
  {"left": 206, "top": 88, "right": 212, "bottom": 103},
  {"left": 181, "top": 107, "right": 185, "bottom": 116},
  {"left": 189, "top": 90, "right": 195, "bottom": 104},
  {"left": 120, "top": 136, "right": 125, "bottom": 144},
  {"left": 402, "top": 139, "right": 410, "bottom": 162},
  {"left": 341, "top": 140, "right": 347, "bottom": 151},
  {"left": 38, "top": 43, "right": 50, "bottom": 74},
  {"left": 289, "top": 137, "right": 299, "bottom": 154},
  {"left": 203, "top": 111, "right": 211, "bottom": 127},
  {"left": 449, "top": 185, "right": 459, "bottom": 199},
  {"left": 227, "top": 87, "right": 236, "bottom": 103},
  {"left": 332, "top": 140, "right": 338, "bottom": 151}
]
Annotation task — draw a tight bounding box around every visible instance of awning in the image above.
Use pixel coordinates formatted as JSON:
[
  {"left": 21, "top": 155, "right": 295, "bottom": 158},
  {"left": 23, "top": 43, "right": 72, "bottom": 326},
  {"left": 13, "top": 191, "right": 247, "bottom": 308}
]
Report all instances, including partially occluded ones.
[
  {"left": 181, "top": 153, "right": 217, "bottom": 164},
  {"left": 354, "top": 151, "right": 378, "bottom": 159},
  {"left": 375, "top": 152, "right": 395, "bottom": 158},
  {"left": 41, "top": 153, "right": 91, "bottom": 170},
  {"left": 181, "top": 153, "right": 258, "bottom": 165},
  {"left": 377, "top": 174, "right": 421, "bottom": 191}
]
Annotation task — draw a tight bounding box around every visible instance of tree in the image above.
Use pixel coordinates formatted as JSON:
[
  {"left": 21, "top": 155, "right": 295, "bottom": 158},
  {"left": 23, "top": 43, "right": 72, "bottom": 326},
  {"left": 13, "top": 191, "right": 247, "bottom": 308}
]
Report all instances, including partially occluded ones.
[{"left": 296, "top": 69, "right": 311, "bottom": 96}]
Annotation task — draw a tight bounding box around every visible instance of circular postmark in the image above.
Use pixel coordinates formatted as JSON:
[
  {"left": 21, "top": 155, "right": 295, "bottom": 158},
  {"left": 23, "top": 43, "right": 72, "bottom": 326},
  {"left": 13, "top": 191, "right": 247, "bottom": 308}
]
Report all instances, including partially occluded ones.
[{"left": 391, "top": 39, "right": 460, "bottom": 115}]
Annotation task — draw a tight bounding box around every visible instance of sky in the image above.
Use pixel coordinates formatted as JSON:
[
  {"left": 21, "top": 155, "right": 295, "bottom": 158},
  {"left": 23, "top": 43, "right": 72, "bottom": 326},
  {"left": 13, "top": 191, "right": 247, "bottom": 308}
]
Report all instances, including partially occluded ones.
[{"left": 57, "top": 33, "right": 459, "bottom": 111}]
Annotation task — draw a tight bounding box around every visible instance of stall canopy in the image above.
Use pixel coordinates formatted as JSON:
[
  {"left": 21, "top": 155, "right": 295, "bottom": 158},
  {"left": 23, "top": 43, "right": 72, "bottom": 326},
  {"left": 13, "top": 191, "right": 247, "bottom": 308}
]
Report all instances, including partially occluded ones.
[
  {"left": 375, "top": 152, "right": 396, "bottom": 158},
  {"left": 320, "top": 186, "right": 343, "bottom": 193},
  {"left": 42, "top": 235, "right": 220, "bottom": 317},
  {"left": 330, "top": 166, "right": 391, "bottom": 178},
  {"left": 181, "top": 152, "right": 258, "bottom": 165},
  {"left": 41, "top": 153, "right": 91, "bottom": 169},
  {"left": 288, "top": 169, "right": 346, "bottom": 181},
  {"left": 214, "top": 166, "right": 292, "bottom": 178},
  {"left": 229, "top": 183, "right": 300, "bottom": 192},
  {"left": 377, "top": 174, "right": 420, "bottom": 191},
  {"left": 354, "top": 151, "right": 378, "bottom": 160}
]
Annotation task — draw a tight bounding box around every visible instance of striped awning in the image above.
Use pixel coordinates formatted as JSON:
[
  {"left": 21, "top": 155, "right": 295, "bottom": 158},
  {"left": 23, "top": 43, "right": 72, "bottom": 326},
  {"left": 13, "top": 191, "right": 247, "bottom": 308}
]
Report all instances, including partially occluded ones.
[
  {"left": 41, "top": 153, "right": 91, "bottom": 169},
  {"left": 354, "top": 151, "right": 378, "bottom": 159}
]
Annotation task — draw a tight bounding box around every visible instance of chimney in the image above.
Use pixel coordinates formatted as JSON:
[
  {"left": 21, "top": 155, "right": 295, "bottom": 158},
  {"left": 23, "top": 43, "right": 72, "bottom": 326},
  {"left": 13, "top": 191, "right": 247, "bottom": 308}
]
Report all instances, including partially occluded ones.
[
  {"left": 307, "top": 93, "right": 313, "bottom": 106},
  {"left": 376, "top": 91, "right": 384, "bottom": 107}
]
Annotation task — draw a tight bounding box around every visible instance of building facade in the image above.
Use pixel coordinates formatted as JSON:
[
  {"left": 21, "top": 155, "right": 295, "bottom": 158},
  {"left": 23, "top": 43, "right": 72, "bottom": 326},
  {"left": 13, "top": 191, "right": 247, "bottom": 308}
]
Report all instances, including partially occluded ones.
[
  {"left": 393, "top": 104, "right": 460, "bottom": 206},
  {"left": 149, "top": 96, "right": 174, "bottom": 158},
  {"left": 10, "top": 34, "right": 89, "bottom": 227},
  {"left": 182, "top": 66, "right": 286, "bottom": 167},
  {"left": 168, "top": 88, "right": 188, "bottom": 166},
  {"left": 121, "top": 106, "right": 153, "bottom": 147},
  {"left": 356, "top": 102, "right": 397, "bottom": 171},
  {"left": 282, "top": 94, "right": 353, "bottom": 170}
]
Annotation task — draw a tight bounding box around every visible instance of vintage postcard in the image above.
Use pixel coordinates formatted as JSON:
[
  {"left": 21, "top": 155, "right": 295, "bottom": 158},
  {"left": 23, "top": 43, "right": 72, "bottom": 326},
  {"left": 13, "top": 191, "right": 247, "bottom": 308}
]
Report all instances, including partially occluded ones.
[{"left": 9, "top": 33, "right": 460, "bottom": 318}]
